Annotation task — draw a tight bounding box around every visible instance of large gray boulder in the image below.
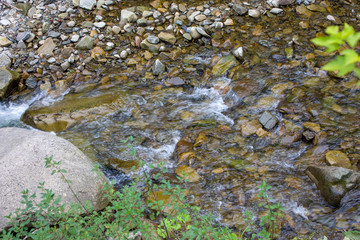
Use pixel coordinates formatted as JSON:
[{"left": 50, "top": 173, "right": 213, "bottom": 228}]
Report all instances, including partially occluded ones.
[
  {"left": 0, "top": 127, "right": 109, "bottom": 231},
  {"left": 305, "top": 165, "right": 360, "bottom": 206}
]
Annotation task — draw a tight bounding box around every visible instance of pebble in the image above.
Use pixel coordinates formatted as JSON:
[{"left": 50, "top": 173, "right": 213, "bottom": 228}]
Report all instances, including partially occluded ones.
[
  {"left": 153, "top": 59, "right": 165, "bottom": 75},
  {"left": 16, "top": 32, "right": 30, "bottom": 42},
  {"left": 224, "top": 18, "right": 234, "bottom": 26},
  {"left": 71, "top": 35, "right": 80, "bottom": 42},
  {"left": 79, "top": 0, "right": 96, "bottom": 10},
  {"left": 112, "top": 26, "right": 121, "bottom": 34},
  {"left": 248, "top": 9, "right": 261, "bottom": 18},
  {"left": 270, "top": 8, "right": 284, "bottom": 14},
  {"left": 48, "top": 31, "right": 61, "bottom": 38},
  {"left": 120, "top": 50, "right": 128, "bottom": 59},
  {"left": 196, "top": 27, "right": 211, "bottom": 38},
  {"left": 61, "top": 61, "right": 70, "bottom": 71},
  {"left": 0, "top": 37, "right": 12, "bottom": 47},
  {"left": 147, "top": 35, "right": 160, "bottom": 44},
  {"left": 94, "top": 22, "right": 106, "bottom": 28},
  {"left": 0, "top": 53, "right": 11, "bottom": 68}
]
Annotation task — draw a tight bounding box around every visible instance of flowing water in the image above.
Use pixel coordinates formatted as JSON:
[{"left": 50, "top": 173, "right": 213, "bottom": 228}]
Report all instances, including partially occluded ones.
[{"left": 1, "top": 0, "right": 360, "bottom": 238}]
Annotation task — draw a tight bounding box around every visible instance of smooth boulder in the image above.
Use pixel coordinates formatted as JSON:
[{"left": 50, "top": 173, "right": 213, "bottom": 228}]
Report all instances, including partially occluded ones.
[
  {"left": 0, "top": 127, "right": 109, "bottom": 231},
  {"left": 305, "top": 165, "right": 360, "bottom": 206}
]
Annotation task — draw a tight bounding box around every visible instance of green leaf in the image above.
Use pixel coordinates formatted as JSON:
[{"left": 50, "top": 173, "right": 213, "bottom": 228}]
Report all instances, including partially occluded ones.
[
  {"left": 338, "top": 63, "right": 355, "bottom": 76},
  {"left": 325, "top": 25, "right": 339, "bottom": 35},
  {"left": 346, "top": 32, "right": 360, "bottom": 48},
  {"left": 354, "top": 68, "right": 360, "bottom": 78},
  {"left": 341, "top": 23, "right": 355, "bottom": 40},
  {"left": 322, "top": 56, "right": 345, "bottom": 71},
  {"left": 341, "top": 49, "right": 359, "bottom": 65},
  {"left": 51, "top": 170, "right": 56, "bottom": 175}
]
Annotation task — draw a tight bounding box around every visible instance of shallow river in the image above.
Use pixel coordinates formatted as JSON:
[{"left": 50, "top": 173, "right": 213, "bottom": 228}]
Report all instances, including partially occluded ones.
[{"left": 2, "top": 0, "right": 360, "bottom": 238}]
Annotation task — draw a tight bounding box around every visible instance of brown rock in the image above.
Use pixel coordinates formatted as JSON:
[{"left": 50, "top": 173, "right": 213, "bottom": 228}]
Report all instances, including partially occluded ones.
[
  {"left": 325, "top": 151, "right": 351, "bottom": 169},
  {"left": 241, "top": 120, "right": 262, "bottom": 137},
  {"left": 175, "top": 165, "right": 200, "bottom": 183},
  {"left": 0, "top": 36, "right": 12, "bottom": 47},
  {"left": 37, "top": 38, "right": 56, "bottom": 55},
  {"left": 158, "top": 32, "right": 176, "bottom": 45}
]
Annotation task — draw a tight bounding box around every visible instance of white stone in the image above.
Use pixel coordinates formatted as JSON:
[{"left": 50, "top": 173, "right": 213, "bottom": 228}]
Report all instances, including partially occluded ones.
[
  {"left": 94, "top": 21, "right": 106, "bottom": 28},
  {"left": 79, "top": 0, "right": 96, "bottom": 10},
  {"left": 120, "top": 50, "right": 128, "bottom": 59},
  {"left": 248, "top": 9, "right": 261, "bottom": 18},
  {"left": 121, "top": 9, "right": 137, "bottom": 22},
  {"left": 270, "top": 8, "right": 283, "bottom": 14},
  {"left": 71, "top": 34, "right": 80, "bottom": 42}
]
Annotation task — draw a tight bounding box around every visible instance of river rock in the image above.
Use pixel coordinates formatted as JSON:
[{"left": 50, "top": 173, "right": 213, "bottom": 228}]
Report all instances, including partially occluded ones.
[
  {"left": 21, "top": 91, "right": 122, "bottom": 132},
  {"left": 0, "top": 127, "right": 109, "bottom": 231},
  {"left": 37, "top": 37, "right": 56, "bottom": 55},
  {"left": 212, "top": 55, "right": 239, "bottom": 76},
  {"left": 0, "top": 36, "right": 12, "bottom": 47},
  {"left": 152, "top": 59, "right": 165, "bottom": 76},
  {"left": 233, "top": 2, "right": 248, "bottom": 15},
  {"left": 0, "top": 67, "right": 18, "bottom": 100},
  {"left": 121, "top": 9, "right": 137, "bottom": 22},
  {"left": 140, "top": 39, "right": 160, "bottom": 53},
  {"left": 80, "top": 0, "right": 96, "bottom": 10},
  {"left": 158, "top": 32, "right": 176, "bottom": 45},
  {"left": 233, "top": 47, "right": 243, "bottom": 59},
  {"left": 241, "top": 120, "right": 262, "bottom": 137},
  {"left": 259, "top": 111, "right": 278, "bottom": 130},
  {"left": 325, "top": 151, "right": 351, "bottom": 169},
  {"left": 190, "top": 27, "right": 201, "bottom": 39},
  {"left": 0, "top": 53, "right": 11, "bottom": 68},
  {"left": 175, "top": 165, "right": 200, "bottom": 183},
  {"left": 75, "top": 36, "right": 94, "bottom": 50},
  {"left": 248, "top": 9, "right": 261, "bottom": 18},
  {"left": 196, "top": 27, "right": 211, "bottom": 38},
  {"left": 165, "top": 77, "right": 185, "bottom": 86},
  {"left": 305, "top": 166, "right": 360, "bottom": 206},
  {"left": 296, "top": 145, "right": 328, "bottom": 168},
  {"left": 147, "top": 35, "right": 160, "bottom": 44}
]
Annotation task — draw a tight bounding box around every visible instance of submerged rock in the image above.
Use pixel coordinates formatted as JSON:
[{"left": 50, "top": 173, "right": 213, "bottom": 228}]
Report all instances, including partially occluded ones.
[
  {"left": 212, "top": 55, "right": 239, "bottom": 76},
  {"left": 152, "top": 59, "right": 165, "bottom": 76},
  {"left": 325, "top": 150, "right": 351, "bottom": 169},
  {"left": 305, "top": 166, "right": 360, "bottom": 206},
  {"left": 175, "top": 165, "right": 200, "bottom": 183},
  {"left": 259, "top": 111, "right": 278, "bottom": 130}
]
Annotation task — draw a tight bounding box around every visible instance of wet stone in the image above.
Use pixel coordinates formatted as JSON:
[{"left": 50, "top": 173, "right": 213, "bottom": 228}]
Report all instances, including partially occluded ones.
[
  {"left": 305, "top": 166, "right": 360, "bottom": 206},
  {"left": 325, "top": 151, "right": 351, "bottom": 169},
  {"left": 152, "top": 59, "right": 165, "bottom": 76},
  {"left": 147, "top": 35, "right": 159, "bottom": 44},
  {"left": 165, "top": 77, "right": 185, "bottom": 86},
  {"left": 259, "top": 111, "right": 278, "bottom": 130},
  {"left": 158, "top": 32, "right": 176, "bottom": 45},
  {"left": 241, "top": 120, "right": 262, "bottom": 137}
]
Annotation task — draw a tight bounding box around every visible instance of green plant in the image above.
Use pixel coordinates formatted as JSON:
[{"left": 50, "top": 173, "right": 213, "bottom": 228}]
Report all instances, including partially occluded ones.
[
  {"left": 253, "top": 181, "right": 284, "bottom": 240},
  {"left": 311, "top": 23, "right": 360, "bottom": 85},
  {"left": 1, "top": 138, "right": 290, "bottom": 240}
]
